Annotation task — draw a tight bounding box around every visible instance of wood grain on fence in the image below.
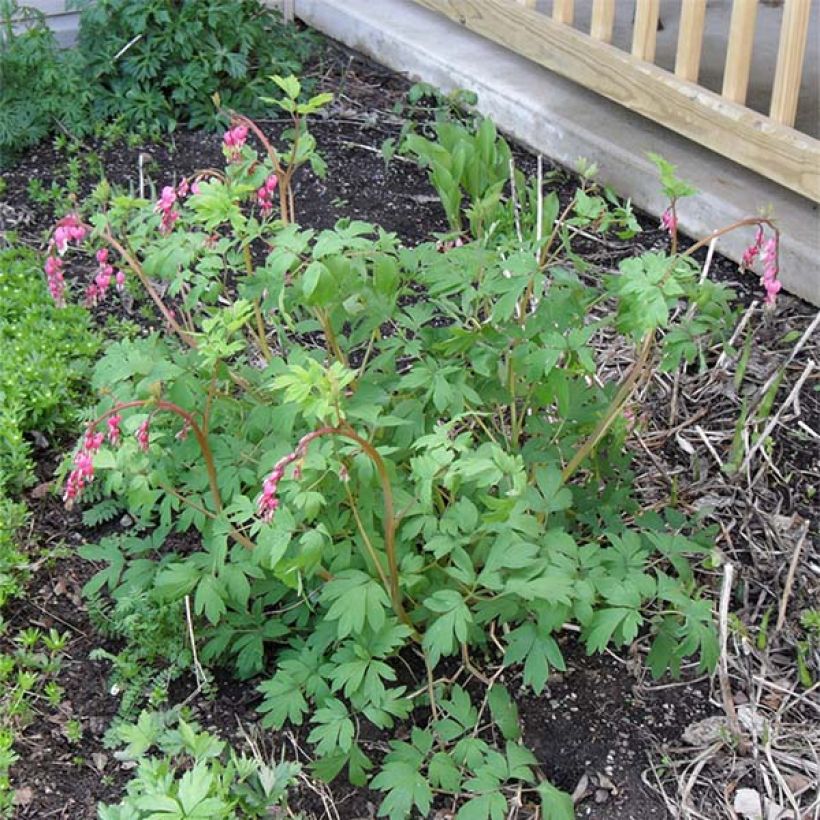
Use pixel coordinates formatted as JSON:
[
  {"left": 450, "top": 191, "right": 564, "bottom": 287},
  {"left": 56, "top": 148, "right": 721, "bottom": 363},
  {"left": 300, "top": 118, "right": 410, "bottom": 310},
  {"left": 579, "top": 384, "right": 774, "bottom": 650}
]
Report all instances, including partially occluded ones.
[
  {"left": 770, "top": 0, "right": 811, "bottom": 126},
  {"left": 589, "top": 0, "right": 615, "bottom": 43},
  {"left": 675, "top": 0, "right": 707, "bottom": 82}
]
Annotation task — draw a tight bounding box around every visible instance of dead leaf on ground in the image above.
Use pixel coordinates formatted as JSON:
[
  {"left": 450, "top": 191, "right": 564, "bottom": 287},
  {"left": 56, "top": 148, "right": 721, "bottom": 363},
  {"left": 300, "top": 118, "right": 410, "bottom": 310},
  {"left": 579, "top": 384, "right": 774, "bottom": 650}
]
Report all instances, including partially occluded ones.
[{"left": 12, "top": 787, "right": 33, "bottom": 806}]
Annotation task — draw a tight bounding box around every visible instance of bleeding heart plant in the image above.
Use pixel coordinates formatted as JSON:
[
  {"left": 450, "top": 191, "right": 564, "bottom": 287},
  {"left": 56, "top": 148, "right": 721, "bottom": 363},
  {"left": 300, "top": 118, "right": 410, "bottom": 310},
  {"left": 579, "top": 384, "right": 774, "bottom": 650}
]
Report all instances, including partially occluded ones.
[{"left": 51, "top": 81, "right": 782, "bottom": 818}]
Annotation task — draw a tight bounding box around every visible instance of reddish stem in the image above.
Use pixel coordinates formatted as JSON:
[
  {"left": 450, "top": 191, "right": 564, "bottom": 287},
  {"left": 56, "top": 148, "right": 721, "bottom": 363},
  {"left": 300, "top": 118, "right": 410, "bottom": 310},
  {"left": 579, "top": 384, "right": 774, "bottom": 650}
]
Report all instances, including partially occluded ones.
[
  {"left": 295, "top": 424, "right": 415, "bottom": 634},
  {"left": 89, "top": 399, "right": 222, "bottom": 515}
]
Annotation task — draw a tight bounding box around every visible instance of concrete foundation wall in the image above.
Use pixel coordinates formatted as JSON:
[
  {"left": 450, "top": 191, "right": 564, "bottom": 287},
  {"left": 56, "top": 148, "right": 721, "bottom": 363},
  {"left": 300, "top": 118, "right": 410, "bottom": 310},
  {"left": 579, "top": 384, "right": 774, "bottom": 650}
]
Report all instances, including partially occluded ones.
[{"left": 292, "top": 0, "right": 820, "bottom": 307}]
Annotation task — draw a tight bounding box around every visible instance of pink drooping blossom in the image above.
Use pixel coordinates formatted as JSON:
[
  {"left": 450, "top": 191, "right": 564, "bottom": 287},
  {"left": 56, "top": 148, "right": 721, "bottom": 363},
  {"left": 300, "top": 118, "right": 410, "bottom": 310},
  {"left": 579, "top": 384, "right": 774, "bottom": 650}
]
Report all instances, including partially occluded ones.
[
  {"left": 64, "top": 424, "right": 104, "bottom": 506},
  {"left": 83, "top": 429, "right": 105, "bottom": 453},
  {"left": 257, "top": 453, "right": 294, "bottom": 521},
  {"left": 115, "top": 270, "right": 126, "bottom": 291},
  {"left": 740, "top": 225, "right": 781, "bottom": 308},
  {"left": 257, "top": 431, "right": 326, "bottom": 521},
  {"left": 154, "top": 186, "right": 179, "bottom": 234},
  {"left": 44, "top": 254, "right": 65, "bottom": 306},
  {"left": 741, "top": 225, "right": 765, "bottom": 269},
  {"left": 107, "top": 414, "right": 122, "bottom": 446},
  {"left": 175, "top": 421, "right": 191, "bottom": 441},
  {"left": 51, "top": 214, "right": 87, "bottom": 256},
  {"left": 45, "top": 214, "right": 86, "bottom": 305},
  {"left": 176, "top": 178, "right": 189, "bottom": 198},
  {"left": 660, "top": 207, "right": 677, "bottom": 237},
  {"left": 222, "top": 125, "right": 249, "bottom": 161},
  {"left": 760, "top": 236, "right": 781, "bottom": 307},
  {"left": 64, "top": 412, "right": 130, "bottom": 507},
  {"left": 135, "top": 418, "right": 151, "bottom": 452},
  {"left": 257, "top": 174, "right": 278, "bottom": 217},
  {"left": 85, "top": 247, "right": 118, "bottom": 306},
  {"left": 64, "top": 448, "right": 95, "bottom": 506},
  {"left": 436, "top": 236, "right": 465, "bottom": 253}
]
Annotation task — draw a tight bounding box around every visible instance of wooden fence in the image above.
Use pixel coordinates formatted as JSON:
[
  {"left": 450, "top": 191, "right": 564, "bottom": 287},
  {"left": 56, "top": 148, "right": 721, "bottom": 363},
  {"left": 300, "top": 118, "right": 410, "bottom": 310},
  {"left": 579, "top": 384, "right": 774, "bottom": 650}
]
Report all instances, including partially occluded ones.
[{"left": 410, "top": 0, "right": 820, "bottom": 202}]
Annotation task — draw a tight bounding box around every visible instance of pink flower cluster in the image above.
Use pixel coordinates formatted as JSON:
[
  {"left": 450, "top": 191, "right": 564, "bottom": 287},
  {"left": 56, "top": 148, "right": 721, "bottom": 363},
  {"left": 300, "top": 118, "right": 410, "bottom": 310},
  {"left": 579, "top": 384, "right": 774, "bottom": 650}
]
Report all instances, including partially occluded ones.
[
  {"left": 258, "top": 453, "right": 295, "bottom": 521},
  {"left": 257, "top": 430, "right": 323, "bottom": 521},
  {"left": 741, "top": 225, "right": 764, "bottom": 269},
  {"left": 107, "top": 413, "right": 122, "bottom": 446},
  {"left": 257, "top": 174, "right": 278, "bottom": 217},
  {"left": 760, "top": 237, "right": 781, "bottom": 306},
  {"left": 660, "top": 207, "right": 677, "bottom": 237},
  {"left": 136, "top": 418, "right": 151, "bottom": 452},
  {"left": 223, "top": 125, "right": 248, "bottom": 162},
  {"left": 64, "top": 417, "right": 121, "bottom": 506},
  {"left": 53, "top": 214, "right": 87, "bottom": 255},
  {"left": 44, "top": 214, "right": 87, "bottom": 306},
  {"left": 176, "top": 177, "right": 200, "bottom": 199},
  {"left": 155, "top": 186, "right": 180, "bottom": 234},
  {"left": 741, "top": 226, "right": 781, "bottom": 307},
  {"left": 44, "top": 255, "right": 65, "bottom": 305},
  {"left": 85, "top": 248, "right": 126, "bottom": 307}
]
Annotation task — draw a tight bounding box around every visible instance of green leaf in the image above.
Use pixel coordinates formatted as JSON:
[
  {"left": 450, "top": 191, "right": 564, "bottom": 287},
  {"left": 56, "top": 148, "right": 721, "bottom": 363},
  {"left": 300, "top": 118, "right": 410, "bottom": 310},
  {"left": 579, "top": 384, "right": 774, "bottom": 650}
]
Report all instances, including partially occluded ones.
[
  {"left": 177, "top": 765, "right": 222, "bottom": 816},
  {"left": 271, "top": 73, "right": 301, "bottom": 100},
  {"left": 153, "top": 562, "right": 200, "bottom": 601},
  {"left": 372, "top": 760, "right": 433, "bottom": 820},
  {"left": 503, "top": 623, "right": 566, "bottom": 695},
  {"left": 583, "top": 607, "right": 643, "bottom": 654},
  {"left": 301, "top": 259, "right": 337, "bottom": 305},
  {"left": 488, "top": 684, "right": 520, "bottom": 740},
  {"left": 308, "top": 698, "right": 354, "bottom": 757},
  {"left": 79, "top": 537, "right": 125, "bottom": 596},
  {"left": 115, "top": 710, "right": 164, "bottom": 759},
  {"left": 322, "top": 570, "right": 391, "bottom": 640},
  {"left": 429, "top": 751, "right": 462, "bottom": 792},
  {"left": 256, "top": 518, "right": 293, "bottom": 570},
  {"left": 194, "top": 575, "right": 226, "bottom": 625},
  {"left": 538, "top": 781, "right": 575, "bottom": 820},
  {"left": 457, "top": 793, "right": 507, "bottom": 820},
  {"left": 534, "top": 465, "right": 572, "bottom": 513},
  {"left": 505, "top": 741, "right": 537, "bottom": 781},
  {"left": 422, "top": 590, "right": 473, "bottom": 668},
  {"left": 257, "top": 672, "right": 309, "bottom": 728}
]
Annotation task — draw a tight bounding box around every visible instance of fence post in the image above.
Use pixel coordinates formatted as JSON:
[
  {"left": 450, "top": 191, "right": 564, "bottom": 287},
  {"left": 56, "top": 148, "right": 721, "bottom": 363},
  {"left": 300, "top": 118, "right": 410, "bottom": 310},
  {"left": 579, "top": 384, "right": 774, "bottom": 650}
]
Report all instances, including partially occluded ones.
[
  {"left": 553, "top": 0, "right": 574, "bottom": 25},
  {"left": 675, "top": 0, "right": 707, "bottom": 82},
  {"left": 722, "top": 0, "right": 759, "bottom": 104},
  {"left": 590, "top": 0, "right": 615, "bottom": 43},
  {"left": 770, "top": 0, "right": 811, "bottom": 126},
  {"left": 632, "top": 0, "right": 661, "bottom": 62}
]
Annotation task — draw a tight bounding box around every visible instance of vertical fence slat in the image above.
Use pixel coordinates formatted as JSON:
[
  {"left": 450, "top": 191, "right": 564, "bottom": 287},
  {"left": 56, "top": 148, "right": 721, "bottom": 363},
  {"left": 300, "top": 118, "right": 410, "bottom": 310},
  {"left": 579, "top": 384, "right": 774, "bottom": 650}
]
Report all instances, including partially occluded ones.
[
  {"left": 590, "top": 0, "right": 615, "bottom": 42},
  {"left": 722, "top": 0, "right": 758, "bottom": 104},
  {"left": 770, "top": 0, "right": 811, "bottom": 126},
  {"left": 514, "top": 0, "right": 537, "bottom": 6},
  {"left": 675, "top": 0, "right": 707, "bottom": 82},
  {"left": 553, "top": 0, "right": 574, "bottom": 25},
  {"left": 632, "top": 0, "right": 661, "bottom": 62}
]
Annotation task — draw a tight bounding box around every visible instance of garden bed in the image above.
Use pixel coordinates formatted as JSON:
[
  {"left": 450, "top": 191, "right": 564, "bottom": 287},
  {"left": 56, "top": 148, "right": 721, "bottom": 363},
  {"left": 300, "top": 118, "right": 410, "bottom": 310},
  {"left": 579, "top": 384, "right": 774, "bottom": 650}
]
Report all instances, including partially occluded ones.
[{"left": 2, "top": 39, "right": 818, "bottom": 820}]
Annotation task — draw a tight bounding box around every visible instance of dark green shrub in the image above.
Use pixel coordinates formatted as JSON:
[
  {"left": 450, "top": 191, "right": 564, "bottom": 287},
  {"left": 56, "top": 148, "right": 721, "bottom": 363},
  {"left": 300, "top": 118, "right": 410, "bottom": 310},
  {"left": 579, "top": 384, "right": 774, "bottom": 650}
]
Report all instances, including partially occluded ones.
[
  {"left": 0, "top": 494, "right": 26, "bottom": 607},
  {"left": 0, "top": 247, "right": 99, "bottom": 492},
  {"left": 0, "top": 1, "right": 90, "bottom": 166},
  {"left": 73, "top": 0, "right": 317, "bottom": 131},
  {"left": 0, "top": 247, "right": 98, "bottom": 608}
]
